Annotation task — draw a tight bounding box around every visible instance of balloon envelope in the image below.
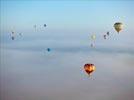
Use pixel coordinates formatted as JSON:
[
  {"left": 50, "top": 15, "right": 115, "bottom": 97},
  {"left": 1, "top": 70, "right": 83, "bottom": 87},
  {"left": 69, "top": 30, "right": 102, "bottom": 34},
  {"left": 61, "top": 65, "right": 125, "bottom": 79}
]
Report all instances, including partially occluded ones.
[
  {"left": 47, "top": 48, "right": 51, "bottom": 52},
  {"left": 84, "top": 63, "right": 95, "bottom": 76},
  {"left": 12, "top": 31, "right": 14, "bottom": 34},
  {"left": 91, "top": 34, "right": 96, "bottom": 40},
  {"left": 90, "top": 43, "right": 94, "bottom": 47},
  {"left": 114, "top": 22, "right": 123, "bottom": 33},
  {"left": 44, "top": 24, "right": 47, "bottom": 27},
  {"left": 33, "top": 25, "right": 36, "bottom": 29},
  {"left": 106, "top": 32, "right": 110, "bottom": 36},
  {"left": 11, "top": 36, "right": 15, "bottom": 40},
  {"left": 103, "top": 35, "right": 107, "bottom": 39}
]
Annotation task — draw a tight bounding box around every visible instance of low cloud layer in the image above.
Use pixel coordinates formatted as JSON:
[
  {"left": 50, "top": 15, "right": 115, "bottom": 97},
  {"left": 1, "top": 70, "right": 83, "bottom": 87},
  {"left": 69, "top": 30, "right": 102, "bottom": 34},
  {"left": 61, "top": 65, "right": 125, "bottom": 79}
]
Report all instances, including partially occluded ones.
[{"left": 1, "top": 48, "right": 134, "bottom": 100}]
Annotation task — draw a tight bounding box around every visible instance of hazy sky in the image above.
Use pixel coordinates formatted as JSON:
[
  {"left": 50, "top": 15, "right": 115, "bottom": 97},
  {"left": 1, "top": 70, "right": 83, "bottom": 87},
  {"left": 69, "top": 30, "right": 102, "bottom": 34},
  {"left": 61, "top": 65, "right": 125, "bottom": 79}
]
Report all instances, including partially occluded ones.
[
  {"left": 1, "top": 0, "right": 134, "bottom": 33},
  {"left": 1, "top": 0, "right": 134, "bottom": 51}
]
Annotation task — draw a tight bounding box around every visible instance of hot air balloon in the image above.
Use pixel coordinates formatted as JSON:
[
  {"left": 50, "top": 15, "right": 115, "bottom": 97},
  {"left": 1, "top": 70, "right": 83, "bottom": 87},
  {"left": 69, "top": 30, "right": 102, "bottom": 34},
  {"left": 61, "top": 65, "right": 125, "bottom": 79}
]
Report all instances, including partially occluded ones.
[
  {"left": 103, "top": 35, "right": 107, "bottom": 39},
  {"left": 84, "top": 63, "right": 95, "bottom": 76},
  {"left": 47, "top": 48, "right": 51, "bottom": 52},
  {"left": 91, "top": 34, "right": 96, "bottom": 40},
  {"left": 11, "top": 36, "right": 15, "bottom": 40},
  {"left": 90, "top": 34, "right": 96, "bottom": 47},
  {"left": 11, "top": 31, "right": 15, "bottom": 40},
  {"left": 34, "top": 25, "right": 36, "bottom": 29},
  {"left": 106, "top": 31, "right": 110, "bottom": 36},
  {"left": 11, "top": 31, "right": 15, "bottom": 34},
  {"left": 44, "top": 24, "right": 47, "bottom": 27},
  {"left": 19, "top": 33, "right": 22, "bottom": 36},
  {"left": 114, "top": 22, "right": 123, "bottom": 33},
  {"left": 90, "top": 43, "right": 94, "bottom": 47}
]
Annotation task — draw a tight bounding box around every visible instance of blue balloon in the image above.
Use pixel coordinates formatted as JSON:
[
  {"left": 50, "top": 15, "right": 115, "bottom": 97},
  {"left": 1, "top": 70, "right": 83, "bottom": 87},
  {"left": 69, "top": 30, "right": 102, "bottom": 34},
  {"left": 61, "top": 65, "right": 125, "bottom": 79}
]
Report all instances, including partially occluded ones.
[{"left": 47, "top": 48, "right": 51, "bottom": 52}]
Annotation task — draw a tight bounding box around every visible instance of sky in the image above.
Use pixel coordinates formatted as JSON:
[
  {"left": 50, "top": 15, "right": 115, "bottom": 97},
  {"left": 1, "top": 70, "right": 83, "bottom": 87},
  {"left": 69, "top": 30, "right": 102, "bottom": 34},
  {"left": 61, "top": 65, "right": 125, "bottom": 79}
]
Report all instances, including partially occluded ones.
[
  {"left": 0, "top": 0, "right": 134, "bottom": 100},
  {"left": 1, "top": 0, "right": 134, "bottom": 49},
  {"left": 1, "top": 0, "right": 134, "bottom": 33}
]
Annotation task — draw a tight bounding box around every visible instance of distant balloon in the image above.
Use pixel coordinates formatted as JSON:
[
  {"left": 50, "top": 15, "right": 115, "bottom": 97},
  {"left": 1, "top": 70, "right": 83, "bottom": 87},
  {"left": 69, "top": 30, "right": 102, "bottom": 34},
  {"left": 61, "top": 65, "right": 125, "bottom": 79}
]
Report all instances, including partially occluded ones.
[
  {"left": 19, "top": 33, "right": 22, "bottom": 36},
  {"left": 103, "top": 35, "right": 107, "bottom": 39},
  {"left": 91, "top": 34, "right": 96, "bottom": 40},
  {"left": 11, "top": 36, "right": 15, "bottom": 40},
  {"left": 12, "top": 31, "right": 15, "bottom": 34},
  {"left": 106, "top": 32, "right": 110, "bottom": 36},
  {"left": 90, "top": 34, "right": 96, "bottom": 47},
  {"left": 47, "top": 48, "right": 51, "bottom": 52},
  {"left": 44, "top": 24, "right": 47, "bottom": 27},
  {"left": 11, "top": 31, "right": 15, "bottom": 40},
  {"left": 90, "top": 43, "right": 94, "bottom": 47},
  {"left": 84, "top": 63, "right": 95, "bottom": 76},
  {"left": 34, "top": 25, "right": 36, "bottom": 29},
  {"left": 114, "top": 22, "right": 123, "bottom": 33}
]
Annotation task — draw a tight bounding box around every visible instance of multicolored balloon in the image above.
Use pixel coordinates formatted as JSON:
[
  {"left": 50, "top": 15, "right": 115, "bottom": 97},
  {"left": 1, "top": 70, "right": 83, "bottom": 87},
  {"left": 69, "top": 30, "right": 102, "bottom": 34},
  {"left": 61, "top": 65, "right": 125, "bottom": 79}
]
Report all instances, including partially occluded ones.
[
  {"left": 114, "top": 22, "right": 123, "bottom": 33},
  {"left": 84, "top": 63, "right": 96, "bottom": 76}
]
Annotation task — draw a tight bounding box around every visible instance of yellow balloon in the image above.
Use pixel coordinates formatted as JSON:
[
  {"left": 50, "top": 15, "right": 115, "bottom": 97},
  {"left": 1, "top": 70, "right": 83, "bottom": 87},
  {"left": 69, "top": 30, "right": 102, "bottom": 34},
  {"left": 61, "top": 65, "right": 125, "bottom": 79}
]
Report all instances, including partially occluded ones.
[
  {"left": 91, "top": 34, "right": 96, "bottom": 40},
  {"left": 114, "top": 22, "right": 123, "bottom": 33}
]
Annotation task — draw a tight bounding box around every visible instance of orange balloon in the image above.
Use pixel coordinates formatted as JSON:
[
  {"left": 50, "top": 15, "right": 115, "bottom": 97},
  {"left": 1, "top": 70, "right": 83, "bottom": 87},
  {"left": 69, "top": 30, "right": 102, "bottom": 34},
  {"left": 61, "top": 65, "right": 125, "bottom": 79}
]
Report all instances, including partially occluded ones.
[{"left": 84, "top": 64, "right": 95, "bottom": 76}]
